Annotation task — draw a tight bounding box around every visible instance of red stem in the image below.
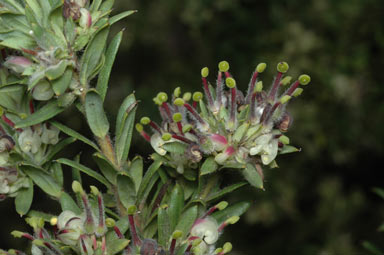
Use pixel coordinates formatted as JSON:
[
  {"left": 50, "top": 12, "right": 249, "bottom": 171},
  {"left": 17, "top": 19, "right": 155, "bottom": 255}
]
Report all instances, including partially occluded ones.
[
  {"left": 284, "top": 80, "right": 300, "bottom": 96},
  {"left": 230, "top": 87, "right": 236, "bottom": 122},
  {"left": 169, "top": 238, "right": 177, "bottom": 255},
  {"left": 149, "top": 121, "right": 162, "bottom": 133},
  {"left": 202, "top": 77, "right": 214, "bottom": 107},
  {"left": 268, "top": 72, "right": 283, "bottom": 100},
  {"left": 128, "top": 215, "right": 141, "bottom": 246},
  {"left": 161, "top": 102, "right": 173, "bottom": 122},
  {"left": 184, "top": 103, "right": 206, "bottom": 126},
  {"left": 246, "top": 71, "right": 259, "bottom": 103},
  {"left": 176, "top": 121, "right": 183, "bottom": 134},
  {"left": 172, "top": 134, "right": 192, "bottom": 144}
]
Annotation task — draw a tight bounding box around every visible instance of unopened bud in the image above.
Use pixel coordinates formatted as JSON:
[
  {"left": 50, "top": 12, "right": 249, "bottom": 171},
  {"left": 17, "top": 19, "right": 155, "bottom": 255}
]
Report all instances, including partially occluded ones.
[
  {"left": 172, "top": 113, "right": 182, "bottom": 122},
  {"left": 214, "top": 248, "right": 223, "bottom": 254},
  {"left": 11, "top": 231, "right": 24, "bottom": 238},
  {"left": 279, "top": 135, "right": 290, "bottom": 145},
  {"left": 72, "top": 180, "right": 83, "bottom": 193},
  {"left": 172, "top": 230, "right": 183, "bottom": 239},
  {"left": 79, "top": 8, "right": 92, "bottom": 28},
  {"left": 192, "top": 92, "right": 203, "bottom": 101},
  {"left": 157, "top": 92, "right": 168, "bottom": 103},
  {"left": 225, "top": 77, "right": 236, "bottom": 88},
  {"left": 254, "top": 81, "right": 263, "bottom": 92},
  {"left": 222, "top": 242, "right": 233, "bottom": 253},
  {"left": 135, "top": 123, "right": 143, "bottom": 132},
  {"left": 140, "top": 117, "right": 151, "bottom": 125},
  {"left": 162, "top": 133, "right": 172, "bottom": 141},
  {"left": 127, "top": 205, "right": 137, "bottom": 215},
  {"left": 90, "top": 185, "right": 99, "bottom": 196},
  {"left": 216, "top": 201, "right": 228, "bottom": 210},
  {"left": 182, "top": 124, "right": 193, "bottom": 133},
  {"left": 174, "top": 87, "right": 181, "bottom": 97},
  {"left": 4, "top": 56, "right": 33, "bottom": 73},
  {"left": 173, "top": 98, "right": 184, "bottom": 106},
  {"left": 183, "top": 92, "right": 192, "bottom": 101},
  {"left": 256, "top": 63, "right": 267, "bottom": 73},
  {"left": 225, "top": 216, "right": 240, "bottom": 225},
  {"left": 218, "top": 61, "right": 230, "bottom": 72},
  {"left": 105, "top": 218, "right": 116, "bottom": 227},
  {"left": 277, "top": 62, "right": 289, "bottom": 73},
  {"left": 280, "top": 76, "right": 292, "bottom": 86},
  {"left": 32, "top": 239, "right": 45, "bottom": 246},
  {"left": 298, "top": 74, "right": 311, "bottom": 85},
  {"left": 201, "top": 67, "right": 209, "bottom": 77},
  {"left": 50, "top": 217, "right": 58, "bottom": 226},
  {"left": 292, "top": 88, "right": 303, "bottom": 97},
  {"left": 280, "top": 95, "right": 291, "bottom": 104}
]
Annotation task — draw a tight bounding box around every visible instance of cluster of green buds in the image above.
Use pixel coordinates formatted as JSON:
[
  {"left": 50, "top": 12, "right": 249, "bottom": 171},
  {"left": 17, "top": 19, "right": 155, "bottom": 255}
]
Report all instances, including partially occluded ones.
[{"left": 137, "top": 61, "right": 310, "bottom": 177}]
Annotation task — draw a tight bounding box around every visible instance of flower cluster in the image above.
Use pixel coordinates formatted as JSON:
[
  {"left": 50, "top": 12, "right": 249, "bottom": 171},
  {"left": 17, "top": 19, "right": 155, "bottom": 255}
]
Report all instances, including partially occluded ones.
[{"left": 137, "top": 61, "right": 310, "bottom": 175}]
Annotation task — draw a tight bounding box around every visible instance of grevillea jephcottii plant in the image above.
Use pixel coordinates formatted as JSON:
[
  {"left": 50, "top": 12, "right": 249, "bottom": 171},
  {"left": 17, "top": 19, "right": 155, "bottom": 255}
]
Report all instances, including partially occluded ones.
[{"left": 0, "top": 0, "right": 311, "bottom": 254}]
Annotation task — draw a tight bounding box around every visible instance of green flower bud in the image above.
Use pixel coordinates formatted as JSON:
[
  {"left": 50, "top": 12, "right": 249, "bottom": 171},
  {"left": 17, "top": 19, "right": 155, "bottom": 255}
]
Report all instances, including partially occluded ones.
[
  {"left": 223, "top": 242, "right": 233, "bottom": 253},
  {"left": 218, "top": 61, "right": 230, "bottom": 72},
  {"left": 254, "top": 81, "right": 263, "bottom": 92},
  {"left": 32, "top": 239, "right": 45, "bottom": 247},
  {"left": 225, "top": 216, "right": 240, "bottom": 225},
  {"left": 279, "top": 135, "right": 290, "bottom": 145},
  {"left": 256, "top": 63, "right": 267, "bottom": 73},
  {"left": 11, "top": 231, "right": 24, "bottom": 238},
  {"left": 280, "top": 95, "right": 292, "bottom": 104},
  {"left": 172, "top": 230, "right": 183, "bottom": 239},
  {"left": 225, "top": 77, "right": 236, "bottom": 88},
  {"left": 50, "top": 217, "right": 58, "bottom": 226},
  {"left": 72, "top": 180, "right": 83, "bottom": 193},
  {"left": 292, "top": 88, "right": 304, "bottom": 97},
  {"left": 183, "top": 92, "right": 192, "bottom": 101},
  {"left": 173, "top": 112, "right": 182, "bottom": 122},
  {"left": 277, "top": 62, "right": 289, "bottom": 73},
  {"left": 105, "top": 218, "right": 116, "bottom": 227},
  {"left": 162, "top": 133, "right": 172, "bottom": 141},
  {"left": 174, "top": 87, "right": 181, "bottom": 97},
  {"left": 280, "top": 76, "right": 292, "bottom": 86},
  {"left": 201, "top": 67, "right": 209, "bottom": 77},
  {"left": 157, "top": 92, "right": 168, "bottom": 103},
  {"left": 90, "top": 185, "right": 99, "bottom": 196},
  {"left": 173, "top": 98, "right": 184, "bottom": 106},
  {"left": 153, "top": 97, "right": 162, "bottom": 105},
  {"left": 127, "top": 205, "right": 137, "bottom": 215},
  {"left": 299, "top": 74, "right": 311, "bottom": 85},
  {"left": 140, "top": 117, "right": 151, "bottom": 125},
  {"left": 135, "top": 123, "right": 144, "bottom": 132},
  {"left": 214, "top": 248, "right": 223, "bottom": 254},
  {"left": 216, "top": 201, "right": 228, "bottom": 210},
  {"left": 182, "top": 124, "right": 193, "bottom": 133},
  {"left": 192, "top": 91, "right": 203, "bottom": 101}
]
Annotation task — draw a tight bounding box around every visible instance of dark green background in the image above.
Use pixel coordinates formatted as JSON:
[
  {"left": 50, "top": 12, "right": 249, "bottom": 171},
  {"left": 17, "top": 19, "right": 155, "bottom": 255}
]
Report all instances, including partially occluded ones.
[{"left": 1, "top": 0, "right": 384, "bottom": 254}]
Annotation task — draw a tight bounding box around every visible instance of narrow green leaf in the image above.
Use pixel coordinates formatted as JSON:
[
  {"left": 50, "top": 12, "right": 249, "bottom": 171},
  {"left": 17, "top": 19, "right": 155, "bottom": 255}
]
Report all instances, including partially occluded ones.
[
  {"left": 168, "top": 183, "right": 184, "bottom": 232},
  {"left": 60, "top": 192, "right": 82, "bottom": 214},
  {"left": 129, "top": 156, "right": 143, "bottom": 192},
  {"left": 279, "top": 145, "right": 300, "bottom": 154},
  {"left": 211, "top": 201, "right": 251, "bottom": 225},
  {"left": 162, "top": 142, "right": 187, "bottom": 154},
  {"left": 137, "top": 160, "right": 163, "bottom": 201},
  {"left": 200, "top": 157, "right": 218, "bottom": 176},
  {"left": 56, "top": 158, "right": 110, "bottom": 187},
  {"left": 92, "top": 152, "right": 117, "bottom": 184},
  {"left": 85, "top": 90, "right": 110, "bottom": 138},
  {"left": 158, "top": 206, "right": 170, "bottom": 247},
  {"left": 109, "top": 10, "right": 137, "bottom": 25},
  {"left": 108, "top": 239, "right": 130, "bottom": 255},
  {"left": 15, "top": 179, "right": 33, "bottom": 216},
  {"left": 50, "top": 162, "right": 64, "bottom": 187},
  {"left": 45, "top": 61, "right": 68, "bottom": 81},
  {"left": 21, "top": 165, "right": 62, "bottom": 198},
  {"left": 50, "top": 121, "right": 99, "bottom": 151},
  {"left": 117, "top": 174, "right": 136, "bottom": 210},
  {"left": 14, "top": 100, "right": 65, "bottom": 128},
  {"left": 243, "top": 163, "right": 263, "bottom": 189},
  {"left": 96, "top": 31, "right": 123, "bottom": 101},
  {"left": 42, "top": 137, "right": 76, "bottom": 164},
  {"left": 175, "top": 205, "right": 198, "bottom": 239},
  {"left": 206, "top": 182, "right": 247, "bottom": 202},
  {"left": 52, "top": 67, "right": 72, "bottom": 96}
]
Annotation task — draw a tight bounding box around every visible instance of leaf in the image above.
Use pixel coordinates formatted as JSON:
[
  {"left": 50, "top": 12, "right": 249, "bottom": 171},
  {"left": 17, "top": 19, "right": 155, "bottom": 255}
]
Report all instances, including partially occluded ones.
[
  {"left": 92, "top": 152, "right": 117, "bottom": 184},
  {"left": 15, "top": 179, "right": 34, "bottom": 216},
  {"left": 157, "top": 206, "right": 170, "bottom": 247},
  {"left": 129, "top": 156, "right": 143, "bottom": 192},
  {"left": 108, "top": 239, "right": 130, "bottom": 255},
  {"left": 115, "top": 93, "right": 137, "bottom": 165},
  {"left": 42, "top": 137, "right": 76, "bottom": 164},
  {"left": 56, "top": 158, "right": 110, "bottom": 187},
  {"left": 28, "top": 210, "right": 55, "bottom": 222},
  {"left": 21, "top": 165, "right": 62, "bottom": 198},
  {"left": 137, "top": 160, "right": 163, "bottom": 202},
  {"left": 211, "top": 201, "right": 251, "bottom": 225},
  {"left": 45, "top": 60, "right": 68, "bottom": 80},
  {"left": 175, "top": 205, "right": 198, "bottom": 239},
  {"left": 50, "top": 121, "right": 99, "bottom": 151},
  {"left": 243, "top": 163, "right": 264, "bottom": 189},
  {"left": 50, "top": 162, "right": 64, "bottom": 187},
  {"left": 206, "top": 182, "right": 247, "bottom": 202},
  {"left": 168, "top": 183, "right": 184, "bottom": 232},
  {"left": 51, "top": 67, "right": 72, "bottom": 96},
  {"left": 279, "top": 145, "right": 300, "bottom": 154},
  {"left": 96, "top": 31, "right": 122, "bottom": 101},
  {"left": 109, "top": 10, "right": 137, "bottom": 25},
  {"left": 161, "top": 142, "right": 187, "bottom": 154},
  {"left": 85, "top": 90, "right": 110, "bottom": 138},
  {"left": 200, "top": 157, "right": 218, "bottom": 176},
  {"left": 79, "top": 26, "right": 110, "bottom": 85},
  {"left": 117, "top": 174, "right": 136, "bottom": 210},
  {"left": 60, "top": 192, "right": 82, "bottom": 214},
  {"left": 14, "top": 100, "right": 65, "bottom": 128}
]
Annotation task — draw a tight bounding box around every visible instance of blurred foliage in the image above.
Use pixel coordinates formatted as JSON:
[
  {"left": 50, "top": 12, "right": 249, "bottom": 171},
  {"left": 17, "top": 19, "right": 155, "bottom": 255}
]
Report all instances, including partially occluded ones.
[{"left": 1, "top": 0, "right": 384, "bottom": 254}]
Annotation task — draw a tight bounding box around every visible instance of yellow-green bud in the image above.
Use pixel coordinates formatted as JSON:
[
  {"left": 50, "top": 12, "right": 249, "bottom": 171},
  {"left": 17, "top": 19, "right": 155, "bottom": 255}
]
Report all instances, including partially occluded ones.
[
  {"left": 255, "top": 81, "right": 263, "bottom": 92},
  {"left": 90, "top": 185, "right": 99, "bottom": 196},
  {"left": 226, "top": 216, "right": 240, "bottom": 225},
  {"left": 173, "top": 98, "right": 185, "bottom": 106},
  {"left": 201, "top": 67, "right": 209, "bottom": 77},
  {"left": 50, "top": 217, "right": 58, "bottom": 226},
  {"left": 214, "top": 248, "right": 223, "bottom": 254},
  {"left": 292, "top": 88, "right": 304, "bottom": 97},
  {"left": 256, "top": 63, "right": 267, "bottom": 73},
  {"left": 277, "top": 62, "right": 289, "bottom": 73},
  {"left": 11, "top": 231, "right": 24, "bottom": 238},
  {"left": 182, "top": 124, "right": 193, "bottom": 133},
  {"left": 280, "top": 76, "right": 292, "bottom": 86},
  {"left": 218, "top": 61, "right": 229, "bottom": 72},
  {"left": 153, "top": 97, "right": 162, "bottom": 105},
  {"left": 280, "top": 95, "right": 292, "bottom": 104},
  {"left": 216, "top": 201, "right": 228, "bottom": 210},
  {"left": 72, "top": 180, "right": 83, "bottom": 193},
  {"left": 127, "top": 205, "right": 137, "bottom": 215},
  {"left": 157, "top": 92, "right": 168, "bottom": 103},
  {"left": 298, "top": 74, "right": 311, "bottom": 85},
  {"left": 173, "top": 112, "right": 183, "bottom": 122},
  {"left": 225, "top": 77, "right": 236, "bottom": 88},
  {"left": 32, "top": 239, "right": 45, "bottom": 246},
  {"left": 8, "top": 249, "right": 17, "bottom": 255},
  {"left": 135, "top": 123, "right": 144, "bottom": 132},
  {"left": 162, "top": 133, "right": 172, "bottom": 141},
  {"left": 192, "top": 92, "right": 203, "bottom": 101},
  {"left": 279, "top": 135, "right": 290, "bottom": 145},
  {"left": 174, "top": 87, "right": 181, "bottom": 97},
  {"left": 172, "top": 230, "right": 183, "bottom": 239},
  {"left": 183, "top": 92, "right": 192, "bottom": 101},
  {"left": 223, "top": 242, "right": 233, "bottom": 253},
  {"left": 140, "top": 117, "right": 151, "bottom": 125},
  {"left": 192, "top": 238, "right": 202, "bottom": 247},
  {"left": 105, "top": 218, "right": 116, "bottom": 227}
]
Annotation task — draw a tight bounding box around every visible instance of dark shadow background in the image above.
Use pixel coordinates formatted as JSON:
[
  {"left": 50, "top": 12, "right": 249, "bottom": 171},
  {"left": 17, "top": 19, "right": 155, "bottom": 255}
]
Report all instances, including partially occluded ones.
[{"left": 1, "top": 0, "right": 384, "bottom": 254}]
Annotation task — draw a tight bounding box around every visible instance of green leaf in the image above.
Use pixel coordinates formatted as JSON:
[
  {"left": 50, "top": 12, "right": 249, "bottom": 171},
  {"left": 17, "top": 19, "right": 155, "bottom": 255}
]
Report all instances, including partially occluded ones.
[
  {"left": 14, "top": 100, "right": 64, "bottom": 128},
  {"left": 0, "top": 31, "right": 35, "bottom": 50},
  {"left": 211, "top": 201, "right": 251, "bottom": 225},
  {"left": 79, "top": 26, "right": 109, "bottom": 85},
  {"left": 56, "top": 158, "right": 110, "bottom": 187},
  {"left": 60, "top": 192, "right": 82, "bottom": 214},
  {"left": 117, "top": 174, "right": 136, "bottom": 210},
  {"left": 243, "top": 163, "right": 263, "bottom": 189},
  {"left": 129, "top": 156, "right": 143, "bottom": 192},
  {"left": 50, "top": 162, "right": 64, "bottom": 187},
  {"left": 50, "top": 121, "right": 99, "bottom": 151},
  {"left": 108, "top": 239, "right": 130, "bottom": 255},
  {"left": 115, "top": 94, "right": 137, "bottom": 165},
  {"left": 200, "top": 157, "right": 218, "bottom": 176},
  {"left": 175, "top": 205, "right": 198, "bottom": 239},
  {"left": 158, "top": 206, "right": 171, "bottom": 247},
  {"left": 15, "top": 179, "right": 34, "bottom": 216},
  {"left": 279, "top": 145, "right": 300, "bottom": 154},
  {"left": 92, "top": 152, "right": 117, "bottom": 184},
  {"left": 168, "top": 183, "right": 184, "bottom": 232},
  {"left": 52, "top": 67, "right": 72, "bottom": 96},
  {"left": 362, "top": 241, "right": 383, "bottom": 255},
  {"left": 27, "top": 210, "right": 55, "bottom": 222},
  {"left": 206, "top": 182, "right": 247, "bottom": 202},
  {"left": 162, "top": 142, "right": 187, "bottom": 154},
  {"left": 21, "top": 165, "right": 62, "bottom": 198},
  {"left": 96, "top": 31, "right": 123, "bottom": 101},
  {"left": 109, "top": 10, "right": 137, "bottom": 25},
  {"left": 137, "top": 160, "right": 163, "bottom": 202},
  {"left": 42, "top": 137, "right": 76, "bottom": 164},
  {"left": 85, "top": 90, "right": 110, "bottom": 138}
]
